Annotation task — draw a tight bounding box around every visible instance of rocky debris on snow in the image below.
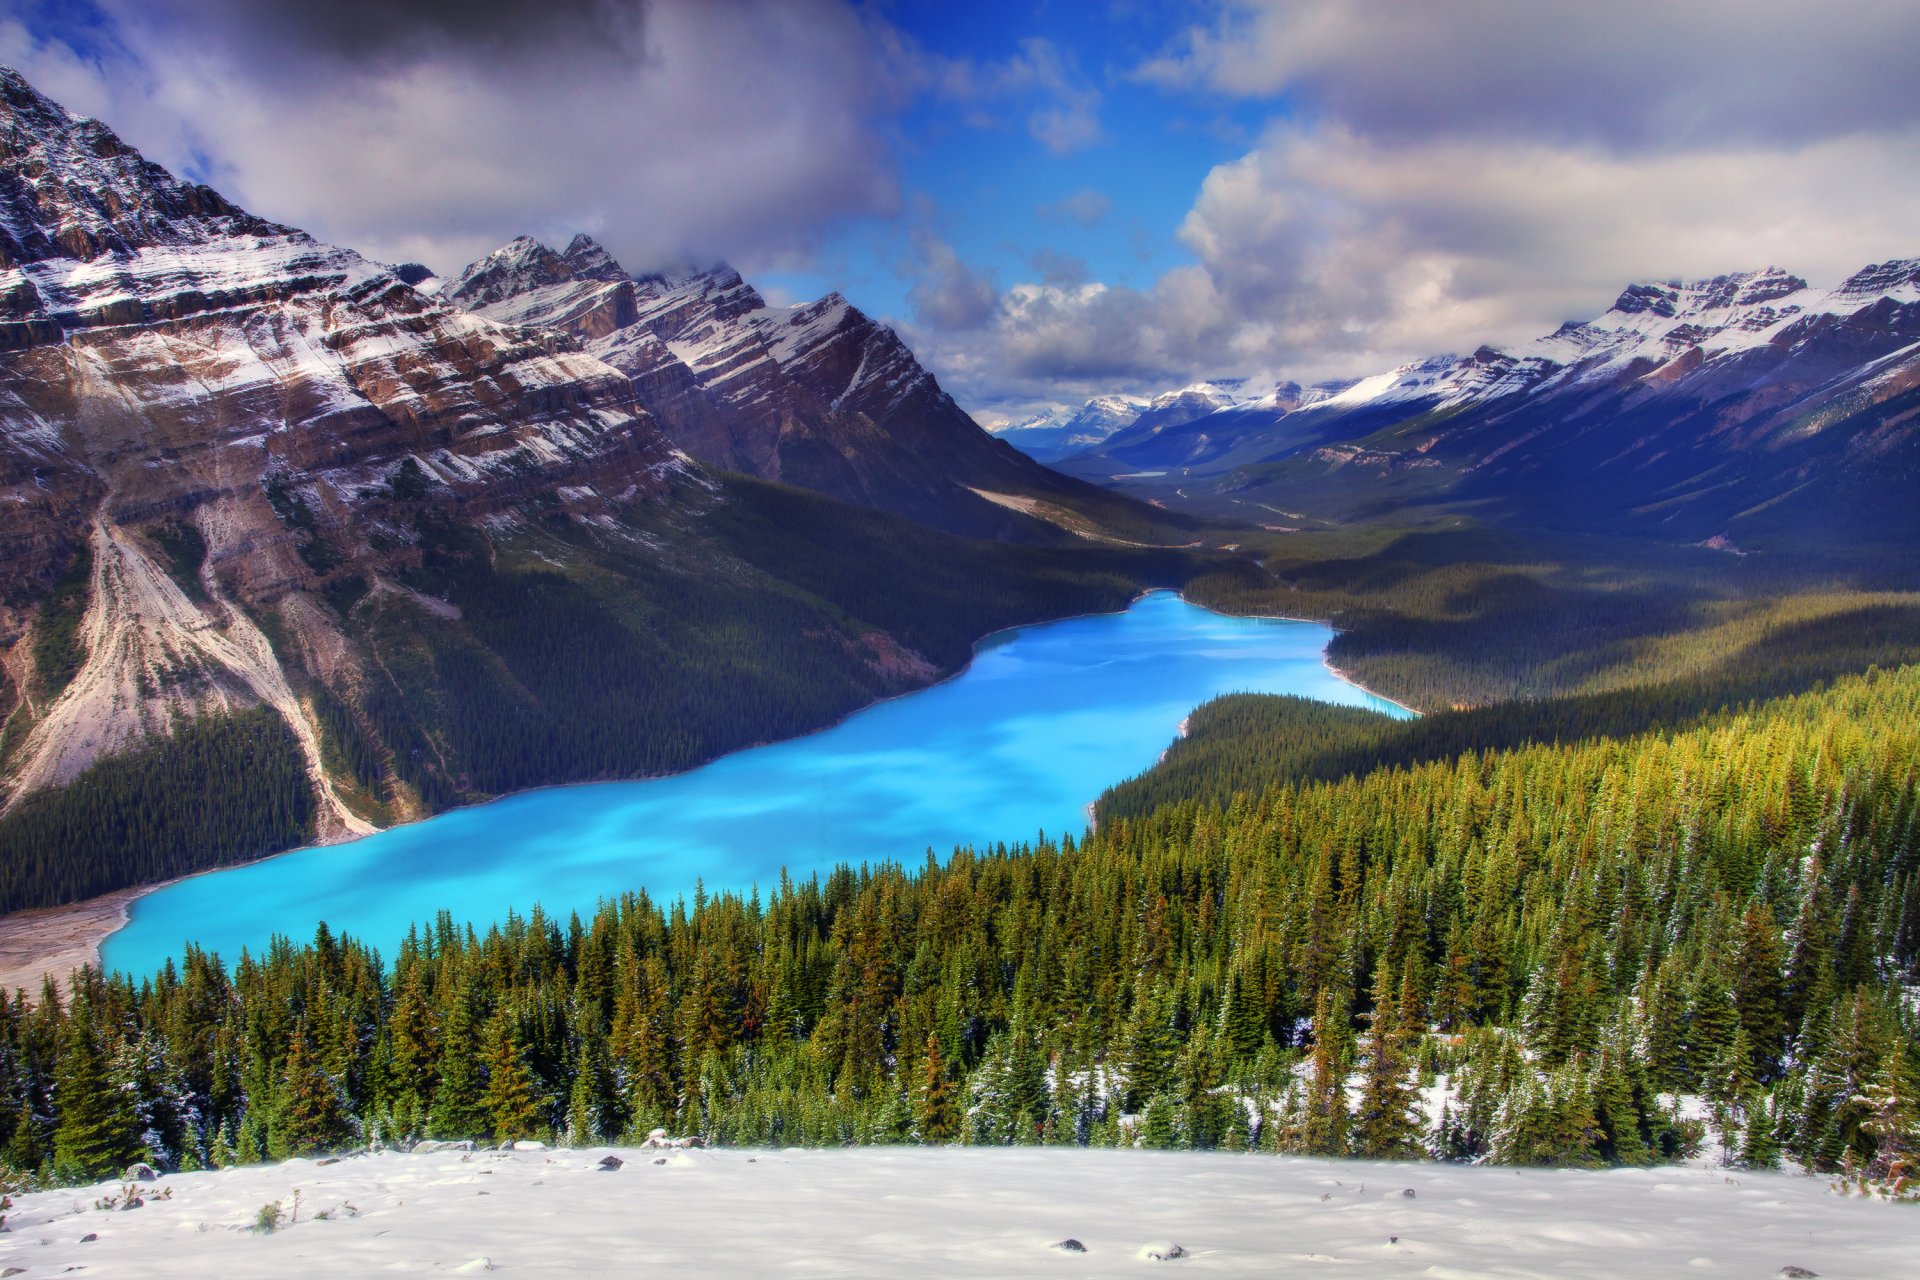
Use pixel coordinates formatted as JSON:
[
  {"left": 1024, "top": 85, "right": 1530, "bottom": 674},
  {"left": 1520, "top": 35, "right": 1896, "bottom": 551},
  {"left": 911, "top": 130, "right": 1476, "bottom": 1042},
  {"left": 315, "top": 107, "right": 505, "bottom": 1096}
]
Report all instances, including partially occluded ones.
[
  {"left": 1401, "top": 1187, "right": 1417, "bottom": 1197},
  {"left": 411, "top": 1141, "right": 474, "bottom": 1154},
  {"left": 122, "top": 1163, "right": 157, "bottom": 1183},
  {"left": 1777, "top": 1269, "right": 1819, "bottom": 1279},
  {"left": 1139, "top": 1241, "right": 1186, "bottom": 1261},
  {"left": 596, "top": 1156, "right": 624, "bottom": 1171},
  {"left": 639, "top": 1129, "right": 701, "bottom": 1150},
  {"left": 1051, "top": 1238, "right": 1086, "bottom": 1253}
]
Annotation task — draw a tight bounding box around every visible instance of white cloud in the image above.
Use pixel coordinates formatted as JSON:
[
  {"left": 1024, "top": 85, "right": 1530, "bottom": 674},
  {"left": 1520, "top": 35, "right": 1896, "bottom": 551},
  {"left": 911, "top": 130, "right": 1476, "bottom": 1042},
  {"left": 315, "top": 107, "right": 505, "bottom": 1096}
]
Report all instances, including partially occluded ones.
[
  {"left": 914, "top": 1, "right": 1920, "bottom": 410},
  {"left": 1037, "top": 189, "right": 1113, "bottom": 229},
  {"left": 1, "top": 0, "right": 906, "bottom": 275},
  {"left": 906, "top": 231, "right": 1000, "bottom": 331},
  {"left": 1138, "top": 0, "right": 1920, "bottom": 151}
]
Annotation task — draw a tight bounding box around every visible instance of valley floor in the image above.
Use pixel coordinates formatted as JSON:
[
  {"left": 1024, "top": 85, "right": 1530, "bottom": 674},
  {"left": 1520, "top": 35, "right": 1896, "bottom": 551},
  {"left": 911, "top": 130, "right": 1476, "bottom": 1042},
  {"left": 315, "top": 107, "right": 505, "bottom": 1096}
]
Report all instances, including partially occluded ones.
[{"left": 1, "top": 1145, "right": 1907, "bottom": 1278}]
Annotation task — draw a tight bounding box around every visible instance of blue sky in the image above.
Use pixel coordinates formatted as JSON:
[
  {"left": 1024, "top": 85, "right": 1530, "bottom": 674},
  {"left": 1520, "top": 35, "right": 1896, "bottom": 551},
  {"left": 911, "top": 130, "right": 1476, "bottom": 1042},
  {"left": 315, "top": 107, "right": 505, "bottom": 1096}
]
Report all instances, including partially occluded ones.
[
  {"left": 4, "top": 1, "right": 1917, "bottom": 420},
  {"left": 759, "top": 1, "right": 1271, "bottom": 318}
]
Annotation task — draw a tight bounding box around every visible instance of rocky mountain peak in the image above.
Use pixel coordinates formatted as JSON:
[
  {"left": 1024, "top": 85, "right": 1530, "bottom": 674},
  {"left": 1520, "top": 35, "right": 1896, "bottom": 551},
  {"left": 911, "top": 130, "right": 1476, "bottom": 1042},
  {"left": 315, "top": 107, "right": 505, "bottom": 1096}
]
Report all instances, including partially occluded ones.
[
  {"left": 446, "top": 235, "right": 572, "bottom": 307},
  {"left": 560, "top": 233, "right": 629, "bottom": 284},
  {"left": 0, "top": 65, "right": 278, "bottom": 268},
  {"left": 1835, "top": 258, "right": 1920, "bottom": 298}
]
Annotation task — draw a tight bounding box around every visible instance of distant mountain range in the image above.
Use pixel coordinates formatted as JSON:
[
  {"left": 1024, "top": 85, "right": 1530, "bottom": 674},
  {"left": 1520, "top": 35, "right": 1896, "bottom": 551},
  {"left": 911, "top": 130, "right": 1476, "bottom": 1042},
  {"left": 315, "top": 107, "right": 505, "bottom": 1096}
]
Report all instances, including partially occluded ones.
[
  {"left": 989, "top": 394, "right": 1149, "bottom": 462},
  {"left": 1048, "top": 266, "right": 1920, "bottom": 550}
]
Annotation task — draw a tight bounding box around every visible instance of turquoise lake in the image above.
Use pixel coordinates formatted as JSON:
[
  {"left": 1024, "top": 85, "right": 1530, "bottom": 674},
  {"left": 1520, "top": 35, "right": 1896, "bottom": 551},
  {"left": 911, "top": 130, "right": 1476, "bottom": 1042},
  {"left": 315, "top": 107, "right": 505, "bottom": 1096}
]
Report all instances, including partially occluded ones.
[{"left": 101, "top": 592, "right": 1411, "bottom": 976}]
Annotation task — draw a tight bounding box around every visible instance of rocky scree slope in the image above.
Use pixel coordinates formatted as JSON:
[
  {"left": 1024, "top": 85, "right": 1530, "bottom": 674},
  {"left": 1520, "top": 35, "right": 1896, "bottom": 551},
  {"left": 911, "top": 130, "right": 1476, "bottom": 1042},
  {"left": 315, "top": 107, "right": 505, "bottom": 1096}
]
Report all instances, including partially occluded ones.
[
  {"left": 0, "top": 67, "right": 691, "bottom": 834},
  {"left": 445, "top": 234, "right": 1162, "bottom": 540},
  {"left": 1067, "top": 266, "right": 1920, "bottom": 551}
]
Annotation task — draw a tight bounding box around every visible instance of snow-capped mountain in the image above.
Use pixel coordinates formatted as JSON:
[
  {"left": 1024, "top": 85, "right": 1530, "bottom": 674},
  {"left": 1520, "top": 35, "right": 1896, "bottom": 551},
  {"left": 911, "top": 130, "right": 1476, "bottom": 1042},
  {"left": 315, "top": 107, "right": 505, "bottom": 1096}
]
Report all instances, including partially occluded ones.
[
  {"left": 447, "top": 235, "right": 1130, "bottom": 537},
  {"left": 0, "top": 67, "right": 682, "bottom": 831},
  {"left": 990, "top": 394, "right": 1148, "bottom": 462},
  {"left": 1065, "top": 265, "right": 1920, "bottom": 547},
  {"left": 0, "top": 66, "right": 1180, "bottom": 906}
]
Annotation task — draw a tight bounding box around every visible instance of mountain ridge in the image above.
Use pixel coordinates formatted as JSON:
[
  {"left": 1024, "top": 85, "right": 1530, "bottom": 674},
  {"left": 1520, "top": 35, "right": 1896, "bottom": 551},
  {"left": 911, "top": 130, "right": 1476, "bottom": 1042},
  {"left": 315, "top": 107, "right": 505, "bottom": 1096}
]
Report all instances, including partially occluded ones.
[
  {"left": 0, "top": 66, "right": 1195, "bottom": 913},
  {"left": 1063, "top": 260, "right": 1920, "bottom": 550},
  {"left": 445, "top": 232, "right": 1168, "bottom": 540}
]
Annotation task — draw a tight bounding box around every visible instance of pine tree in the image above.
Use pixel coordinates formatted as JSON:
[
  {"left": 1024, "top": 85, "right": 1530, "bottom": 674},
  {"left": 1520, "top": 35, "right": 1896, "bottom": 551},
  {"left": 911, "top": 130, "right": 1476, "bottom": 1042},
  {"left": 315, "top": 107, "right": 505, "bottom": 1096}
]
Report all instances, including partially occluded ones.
[
  {"left": 1854, "top": 1040, "right": 1919, "bottom": 1196},
  {"left": 428, "top": 983, "right": 487, "bottom": 1140},
  {"left": 913, "top": 1034, "right": 959, "bottom": 1143},
  {"left": 1299, "top": 986, "right": 1352, "bottom": 1156},
  {"left": 482, "top": 1012, "right": 545, "bottom": 1143},
  {"left": 271, "top": 1021, "right": 354, "bottom": 1158},
  {"left": 1352, "top": 961, "right": 1423, "bottom": 1159},
  {"left": 51, "top": 1006, "right": 138, "bottom": 1179}
]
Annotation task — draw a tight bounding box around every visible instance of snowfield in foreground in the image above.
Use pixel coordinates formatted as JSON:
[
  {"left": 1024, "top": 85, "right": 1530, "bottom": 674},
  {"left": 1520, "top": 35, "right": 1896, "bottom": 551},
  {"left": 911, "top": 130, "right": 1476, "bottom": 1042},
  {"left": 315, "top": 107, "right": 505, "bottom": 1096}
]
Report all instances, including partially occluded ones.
[{"left": 2, "top": 1146, "right": 1910, "bottom": 1278}]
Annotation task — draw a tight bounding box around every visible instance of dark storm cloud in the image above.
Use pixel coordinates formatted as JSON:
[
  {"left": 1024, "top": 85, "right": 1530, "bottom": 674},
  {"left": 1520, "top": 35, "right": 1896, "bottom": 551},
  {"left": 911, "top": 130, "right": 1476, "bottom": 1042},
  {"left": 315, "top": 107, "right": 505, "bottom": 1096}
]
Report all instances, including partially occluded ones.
[
  {"left": 144, "top": 0, "right": 648, "bottom": 67},
  {"left": 3, "top": 0, "right": 905, "bottom": 275}
]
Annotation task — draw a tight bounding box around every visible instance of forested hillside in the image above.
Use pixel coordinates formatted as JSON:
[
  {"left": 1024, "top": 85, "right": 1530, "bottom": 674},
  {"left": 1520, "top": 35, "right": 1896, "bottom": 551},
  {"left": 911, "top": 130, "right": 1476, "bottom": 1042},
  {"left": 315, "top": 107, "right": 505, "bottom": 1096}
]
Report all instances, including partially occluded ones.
[
  {"left": 1182, "top": 518, "right": 1920, "bottom": 712},
  {"left": 0, "top": 475, "right": 1207, "bottom": 914},
  {"left": 6, "top": 665, "right": 1915, "bottom": 1185}
]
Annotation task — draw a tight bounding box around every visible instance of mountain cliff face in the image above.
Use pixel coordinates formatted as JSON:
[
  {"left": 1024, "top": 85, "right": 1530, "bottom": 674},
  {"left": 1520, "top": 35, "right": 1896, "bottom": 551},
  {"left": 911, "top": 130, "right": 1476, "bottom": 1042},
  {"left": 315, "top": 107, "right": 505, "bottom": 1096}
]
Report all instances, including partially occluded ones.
[
  {"left": 0, "top": 68, "right": 1179, "bottom": 913},
  {"left": 1067, "top": 265, "right": 1920, "bottom": 550},
  {"left": 0, "top": 67, "right": 689, "bottom": 841},
  {"left": 445, "top": 235, "right": 1149, "bottom": 538}
]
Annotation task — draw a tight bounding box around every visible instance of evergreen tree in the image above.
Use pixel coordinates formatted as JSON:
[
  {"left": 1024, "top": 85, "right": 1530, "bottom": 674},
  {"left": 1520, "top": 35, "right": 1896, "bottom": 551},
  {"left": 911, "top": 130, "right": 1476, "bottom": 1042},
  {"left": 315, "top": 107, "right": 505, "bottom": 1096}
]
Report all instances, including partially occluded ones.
[
  {"left": 1854, "top": 1040, "right": 1919, "bottom": 1195},
  {"left": 482, "top": 1012, "right": 545, "bottom": 1142},
  {"left": 428, "top": 983, "right": 487, "bottom": 1140},
  {"left": 913, "top": 1034, "right": 959, "bottom": 1143},
  {"left": 51, "top": 1005, "right": 138, "bottom": 1179},
  {"left": 1352, "top": 961, "right": 1423, "bottom": 1159},
  {"left": 271, "top": 1021, "right": 354, "bottom": 1158},
  {"left": 1299, "top": 986, "right": 1352, "bottom": 1156}
]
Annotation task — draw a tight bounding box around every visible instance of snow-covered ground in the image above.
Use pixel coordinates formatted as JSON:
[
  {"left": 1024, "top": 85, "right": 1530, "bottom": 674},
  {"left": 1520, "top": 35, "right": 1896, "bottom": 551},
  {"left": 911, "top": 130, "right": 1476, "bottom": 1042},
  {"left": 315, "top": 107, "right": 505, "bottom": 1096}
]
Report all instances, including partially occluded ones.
[{"left": 2, "top": 1146, "right": 1909, "bottom": 1277}]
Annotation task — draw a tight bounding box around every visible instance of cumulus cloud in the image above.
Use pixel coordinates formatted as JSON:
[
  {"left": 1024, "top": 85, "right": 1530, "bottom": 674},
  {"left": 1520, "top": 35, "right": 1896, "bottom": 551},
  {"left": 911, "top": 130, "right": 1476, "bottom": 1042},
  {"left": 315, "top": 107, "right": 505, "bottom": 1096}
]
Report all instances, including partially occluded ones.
[
  {"left": 922, "top": 0, "right": 1920, "bottom": 410},
  {"left": 1137, "top": 0, "right": 1920, "bottom": 152},
  {"left": 0, "top": 0, "right": 905, "bottom": 273}
]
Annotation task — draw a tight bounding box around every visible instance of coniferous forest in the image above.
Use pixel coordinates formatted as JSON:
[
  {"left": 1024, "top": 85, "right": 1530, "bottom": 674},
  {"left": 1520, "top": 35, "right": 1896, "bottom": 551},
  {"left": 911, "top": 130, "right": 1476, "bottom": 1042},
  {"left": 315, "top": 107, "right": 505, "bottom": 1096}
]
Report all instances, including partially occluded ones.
[{"left": 5, "top": 664, "right": 1915, "bottom": 1190}]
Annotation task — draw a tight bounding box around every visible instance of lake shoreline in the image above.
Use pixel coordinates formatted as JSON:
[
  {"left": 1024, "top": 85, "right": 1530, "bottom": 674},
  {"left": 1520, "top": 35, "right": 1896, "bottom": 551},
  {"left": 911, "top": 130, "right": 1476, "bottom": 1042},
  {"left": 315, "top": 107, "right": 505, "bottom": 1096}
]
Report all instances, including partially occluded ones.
[
  {"left": 0, "top": 884, "right": 153, "bottom": 999},
  {"left": 3, "top": 590, "right": 1399, "bottom": 992},
  {"left": 0, "top": 593, "right": 1165, "bottom": 997}
]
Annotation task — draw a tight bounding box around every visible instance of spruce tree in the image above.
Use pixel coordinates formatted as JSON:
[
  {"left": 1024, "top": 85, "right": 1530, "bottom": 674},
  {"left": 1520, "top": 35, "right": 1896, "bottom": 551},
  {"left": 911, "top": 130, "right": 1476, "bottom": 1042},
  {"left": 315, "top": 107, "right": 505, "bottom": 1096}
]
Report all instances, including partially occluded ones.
[
  {"left": 1299, "top": 986, "right": 1352, "bottom": 1156},
  {"left": 51, "top": 1007, "right": 138, "bottom": 1180},
  {"left": 1856, "top": 1040, "right": 1919, "bottom": 1195},
  {"left": 428, "top": 984, "right": 488, "bottom": 1140},
  {"left": 482, "top": 1012, "right": 544, "bottom": 1142},
  {"left": 913, "top": 1033, "right": 959, "bottom": 1143},
  {"left": 271, "top": 1021, "right": 354, "bottom": 1158},
  {"left": 1352, "top": 961, "right": 1423, "bottom": 1159}
]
